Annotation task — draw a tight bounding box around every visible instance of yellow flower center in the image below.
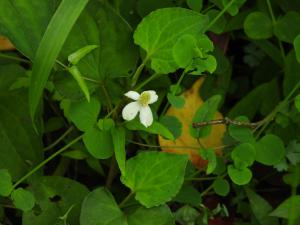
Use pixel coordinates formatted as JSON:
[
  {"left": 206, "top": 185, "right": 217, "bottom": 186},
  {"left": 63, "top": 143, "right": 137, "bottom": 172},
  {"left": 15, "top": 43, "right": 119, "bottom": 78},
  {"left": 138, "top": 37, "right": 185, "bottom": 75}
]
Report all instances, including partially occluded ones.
[{"left": 138, "top": 92, "right": 151, "bottom": 107}]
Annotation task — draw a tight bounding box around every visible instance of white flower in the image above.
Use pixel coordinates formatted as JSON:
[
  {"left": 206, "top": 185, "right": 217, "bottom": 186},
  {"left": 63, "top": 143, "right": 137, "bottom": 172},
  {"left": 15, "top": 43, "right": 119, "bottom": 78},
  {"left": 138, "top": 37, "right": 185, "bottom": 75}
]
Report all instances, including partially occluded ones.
[{"left": 122, "top": 90, "right": 158, "bottom": 127}]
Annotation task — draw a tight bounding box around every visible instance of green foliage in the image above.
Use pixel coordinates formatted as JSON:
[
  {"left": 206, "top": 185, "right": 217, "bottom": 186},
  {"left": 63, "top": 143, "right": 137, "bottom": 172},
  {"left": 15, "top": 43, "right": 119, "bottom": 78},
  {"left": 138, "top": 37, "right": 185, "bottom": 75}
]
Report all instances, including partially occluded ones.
[
  {"left": 1, "top": 0, "right": 300, "bottom": 223},
  {"left": 121, "top": 152, "right": 188, "bottom": 207}
]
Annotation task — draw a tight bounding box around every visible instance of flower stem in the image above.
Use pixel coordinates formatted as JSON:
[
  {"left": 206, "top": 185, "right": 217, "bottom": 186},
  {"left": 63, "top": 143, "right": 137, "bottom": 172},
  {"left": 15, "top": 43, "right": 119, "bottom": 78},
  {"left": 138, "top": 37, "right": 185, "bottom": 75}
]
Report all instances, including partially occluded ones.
[
  {"left": 118, "top": 192, "right": 134, "bottom": 208},
  {"left": 12, "top": 135, "right": 83, "bottom": 190},
  {"left": 131, "top": 59, "right": 148, "bottom": 87},
  {"left": 43, "top": 126, "right": 74, "bottom": 151}
]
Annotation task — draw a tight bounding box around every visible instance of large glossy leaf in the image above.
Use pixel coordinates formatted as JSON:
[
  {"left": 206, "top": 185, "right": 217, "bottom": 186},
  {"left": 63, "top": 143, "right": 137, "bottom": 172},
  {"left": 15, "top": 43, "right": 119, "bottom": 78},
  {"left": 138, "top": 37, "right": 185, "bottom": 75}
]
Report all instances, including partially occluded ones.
[
  {"left": 121, "top": 151, "right": 188, "bottom": 208},
  {"left": 23, "top": 176, "right": 89, "bottom": 225},
  {"left": 29, "top": 0, "right": 90, "bottom": 119},
  {"left": 134, "top": 7, "right": 209, "bottom": 73},
  {"left": 0, "top": 0, "right": 56, "bottom": 59}
]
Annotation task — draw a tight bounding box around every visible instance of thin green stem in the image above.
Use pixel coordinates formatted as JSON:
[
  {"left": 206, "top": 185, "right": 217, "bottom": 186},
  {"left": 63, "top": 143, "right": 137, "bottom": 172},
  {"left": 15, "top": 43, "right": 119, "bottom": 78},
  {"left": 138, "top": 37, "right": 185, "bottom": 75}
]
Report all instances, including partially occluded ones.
[
  {"left": 118, "top": 192, "right": 134, "bottom": 208},
  {"left": 131, "top": 59, "right": 148, "bottom": 88},
  {"left": 200, "top": 173, "right": 226, "bottom": 197},
  {"left": 100, "top": 83, "right": 114, "bottom": 113},
  {"left": 43, "top": 127, "right": 74, "bottom": 151},
  {"left": 206, "top": 0, "right": 236, "bottom": 30},
  {"left": 56, "top": 59, "right": 68, "bottom": 69},
  {"left": 134, "top": 73, "right": 162, "bottom": 91},
  {"left": 185, "top": 176, "right": 219, "bottom": 181},
  {"left": 12, "top": 135, "right": 83, "bottom": 190},
  {"left": 0, "top": 53, "right": 30, "bottom": 63},
  {"left": 266, "top": 0, "right": 285, "bottom": 61}
]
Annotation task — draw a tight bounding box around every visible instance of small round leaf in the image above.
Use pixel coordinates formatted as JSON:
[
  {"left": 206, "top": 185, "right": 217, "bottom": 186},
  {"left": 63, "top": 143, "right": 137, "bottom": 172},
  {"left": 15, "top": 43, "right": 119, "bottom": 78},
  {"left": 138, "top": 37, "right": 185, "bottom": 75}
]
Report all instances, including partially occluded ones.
[
  {"left": 228, "top": 165, "right": 252, "bottom": 185},
  {"left": 244, "top": 12, "right": 273, "bottom": 39},
  {"left": 231, "top": 143, "right": 256, "bottom": 168},
  {"left": 213, "top": 178, "right": 230, "bottom": 196},
  {"left": 11, "top": 188, "right": 35, "bottom": 212},
  {"left": 0, "top": 169, "right": 13, "bottom": 197}
]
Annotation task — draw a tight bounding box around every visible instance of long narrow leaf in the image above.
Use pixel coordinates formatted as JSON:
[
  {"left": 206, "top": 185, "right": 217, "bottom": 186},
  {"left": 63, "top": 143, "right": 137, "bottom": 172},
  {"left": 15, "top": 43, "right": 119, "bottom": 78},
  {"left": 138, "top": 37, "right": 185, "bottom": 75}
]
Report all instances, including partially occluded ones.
[{"left": 29, "top": 0, "right": 89, "bottom": 120}]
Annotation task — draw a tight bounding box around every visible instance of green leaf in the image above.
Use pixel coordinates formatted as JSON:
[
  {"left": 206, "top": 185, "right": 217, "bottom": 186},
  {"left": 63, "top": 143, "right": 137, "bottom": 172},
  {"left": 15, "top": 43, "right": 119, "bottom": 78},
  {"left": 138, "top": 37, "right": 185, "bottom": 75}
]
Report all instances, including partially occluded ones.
[
  {"left": 294, "top": 34, "right": 300, "bottom": 63},
  {"left": 190, "top": 95, "right": 222, "bottom": 138},
  {"left": 111, "top": 127, "right": 126, "bottom": 175},
  {"left": 295, "top": 95, "right": 300, "bottom": 112},
  {"left": 227, "top": 165, "right": 252, "bottom": 185},
  {"left": 98, "top": 118, "right": 115, "bottom": 131},
  {"left": 228, "top": 116, "right": 255, "bottom": 143},
  {"left": 0, "top": 1, "right": 56, "bottom": 59},
  {"left": 187, "top": 0, "right": 203, "bottom": 12},
  {"left": 270, "top": 196, "right": 300, "bottom": 223},
  {"left": 68, "top": 45, "right": 99, "bottom": 65},
  {"left": 0, "top": 92, "right": 42, "bottom": 180},
  {"left": 29, "top": 0, "right": 90, "bottom": 119},
  {"left": 11, "top": 188, "right": 35, "bottom": 212},
  {"left": 244, "top": 12, "right": 273, "bottom": 40},
  {"left": 222, "top": 0, "right": 246, "bottom": 16},
  {"left": 134, "top": 7, "right": 209, "bottom": 73},
  {"left": 62, "top": 149, "right": 88, "bottom": 160},
  {"left": 23, "top": 176, "right": 89, "bottom": 225},
  {"left": 67, "top": 66, "right": 90, "bottom": 102},
  {"left": 172, "top": 34, "right": 197, "bottom": 68},
  {"left": 126, "top": 120, "right": 174, "bottom": 140},
  {"left": 121, "top": 151, "right": 188, "bottom": 207},
  {"left": 284, "top": 50, "right": 300, "bottom": 97},
  {"left": 231, "top": 143, "right": 256, "bottom": 168},
  {"left": 83, "top": 126, "right": 114, "bottom": 159},
  {"left": 206, "top": 9, "right": 226, "bottom": 34},
  {"left": 274, "top": 12, "right": 300, "bottom": 43},
  {"left": 80, "top": 188, "right": 126, "bottom": 225},
  {"left": 213, "top": 178, "right": 230, "bottom": 196},
  {"left": 174, "top": 185, "right": 202, "bottom": 206},
  {"left": 167, "top": 93, "right": 185, "bottom": 108},
  {"left": 0, "top": 169, "right": 13, "bottom": 197},
  {"left": 199, "top": 148, "right": 217, "bottom": 174},
  {"left": 175, "top": 205, "right": 200, "bottom": 225},
  {"left": 245, "top": 188, "right": 279, "bottom": 225},
  {"left": 127, "top": 205, "right": 175, "bottom": 225},
  {"left": 159, "top": 115, "right": 182, "bottom": 140},
  {"left": 68, "top": 97, "right": 100, "bottom": 132},
  {"left": 255, "top": 134, "right": 285, "bottom": 166}
]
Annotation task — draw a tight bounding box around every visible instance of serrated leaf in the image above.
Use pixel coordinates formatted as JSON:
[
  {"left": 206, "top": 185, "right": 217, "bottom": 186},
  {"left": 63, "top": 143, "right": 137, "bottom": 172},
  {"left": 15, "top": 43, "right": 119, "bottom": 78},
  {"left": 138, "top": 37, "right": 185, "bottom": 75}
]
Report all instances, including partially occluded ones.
[
  {"left": 244, "top": 12, "right": 272, "bottom": 40},
  {"left": 29, "top": 0, "right": 90, "bottom": 119},
  {"left": 227, "top": 165, "right": 252, "bottom": 185},
  {"left": 0, "top": 169, "right": 13, "bottom": 197},
  {"left": 190, "top": 95, "right": 222, "bottom": 138},
  {"left": 255, "top": 134, "right": 285, "bottom": 166},
  {"left": 213, "top": 178, "right": 230, "bottom": 196},
  {"left": 121, "top": 151, "right": 188, "bottom": 207},
  {"left": 111, "top": 127, "right": 126, "bottom": 175},
  {"left": 11, "top": 188, "right": 35, "bottom": 212},
  {"left": 83, "top": 126, "right": 114, "bottom": 159},
  {"left": 68, "top": 97, "right": 100, "bottom": 132},
  {"left": 80, "top": 188, "right": 126, "bottom": 225},
  {"left": 245, "top": 188, "right": 279, "bottom": 225},
  {"left": 134, "top": 7, "right": 209, "bottom": 73},
  {"left": 126, "top": 120, "right": 174, "bottom": 140},
  {"left": 68, "top": 45, "right": 99, "bottom": 65}
]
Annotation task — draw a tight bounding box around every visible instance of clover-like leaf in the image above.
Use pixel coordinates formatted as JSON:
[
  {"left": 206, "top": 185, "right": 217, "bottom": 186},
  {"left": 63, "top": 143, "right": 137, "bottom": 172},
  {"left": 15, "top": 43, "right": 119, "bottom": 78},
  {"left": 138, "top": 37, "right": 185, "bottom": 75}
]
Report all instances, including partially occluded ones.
[
  {"left": 121, "top": 151, "right": 188, "bottom": 208},
  {"left": 0, "top": 169, "right": 13, "bottom": 197},
  {"left": 212, "top": 178, "right": 230, "bottom": 196},
  {"left": 244, "top": 12, "right": 273, "bottom": 40},
  {"left": 134, "top": 7, "right": 209, "bottom": 73},
  {"left": 11, "top": 188, "right": 35, "bottom": 212},
  {"left": 255, "top": 134, "right": 285, "bottom": 166},
  {"left": 231, "top": 143, "right": 256, "bottom": 168},
  {"left": 227, "top": 165, "right": 252, "bottom": 185}
]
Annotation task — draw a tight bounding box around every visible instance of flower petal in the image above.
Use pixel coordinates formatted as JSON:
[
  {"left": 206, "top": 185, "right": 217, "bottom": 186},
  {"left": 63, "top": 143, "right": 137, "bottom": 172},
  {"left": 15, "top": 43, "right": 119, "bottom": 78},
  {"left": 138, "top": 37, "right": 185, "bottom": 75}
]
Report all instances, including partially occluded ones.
[
  {"left": 122, "top": 102, "right": 140, "bottom": 121},
  {"left": 143, "top": 90, "right": 158, "bottom": 104},
  {"left": 124, "top": 91, "right": 140, "bottom": 100},
  {"left": 139, "top": 106, "right": 153, "bottom": 127}
]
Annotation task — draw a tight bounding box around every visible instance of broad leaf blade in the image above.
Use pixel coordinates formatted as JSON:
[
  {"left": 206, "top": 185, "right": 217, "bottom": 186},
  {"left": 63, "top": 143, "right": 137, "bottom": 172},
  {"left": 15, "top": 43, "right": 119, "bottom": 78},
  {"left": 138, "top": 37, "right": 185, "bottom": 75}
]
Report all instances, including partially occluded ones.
[
  {"left": 111, "top": 127, "right": 126, "bottom": 175},
  {"left": 121, "top": 151, "right": 188, "bottom": 208},
  {"left": 29, "top": 0, "right": 89, "bottom": 119}
]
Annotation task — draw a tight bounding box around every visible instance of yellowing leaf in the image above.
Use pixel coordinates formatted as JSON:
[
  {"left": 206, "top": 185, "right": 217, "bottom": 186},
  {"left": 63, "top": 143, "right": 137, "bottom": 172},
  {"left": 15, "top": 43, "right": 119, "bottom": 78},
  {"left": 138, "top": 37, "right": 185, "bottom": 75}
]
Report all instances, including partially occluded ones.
[{"left": 159, "top": 78, "right": 226, "bottom": 169}]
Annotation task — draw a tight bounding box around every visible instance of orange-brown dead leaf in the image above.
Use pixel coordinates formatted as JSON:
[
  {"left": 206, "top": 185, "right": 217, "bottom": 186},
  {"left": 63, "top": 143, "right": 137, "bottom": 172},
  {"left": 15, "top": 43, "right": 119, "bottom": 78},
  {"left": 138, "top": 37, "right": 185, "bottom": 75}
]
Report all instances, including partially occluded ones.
[
  {"left": 0, "top": 36, "right": 15, "bottom": 51},
  {"left": 159, "top": 78, "right": 226, "bottom": 169}
]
